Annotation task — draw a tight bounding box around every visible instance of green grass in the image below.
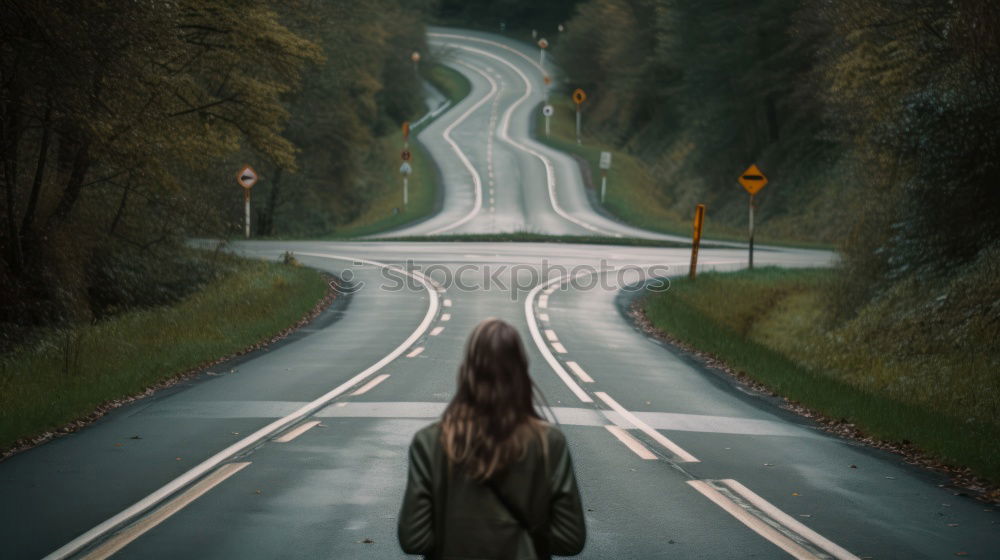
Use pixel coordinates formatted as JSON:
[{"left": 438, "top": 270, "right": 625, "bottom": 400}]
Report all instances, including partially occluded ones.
[
  {"left": 324, "top": 64, "right": 470, "bottom": 239},
  {"left": 423, "top": 62, "right": 471, "bottom": 109},
  {"left": 0, "top": 254, "right": 329, "bottom": 451},
  {"left": 642, "top": 267, "right": 1000, "bottom": 484},
  {"left": 534, "top": 98, "right": 833, "bottom": 250}
]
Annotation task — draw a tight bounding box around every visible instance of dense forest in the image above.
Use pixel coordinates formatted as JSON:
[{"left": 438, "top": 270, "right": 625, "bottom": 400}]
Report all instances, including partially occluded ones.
[
  {"left": 0, "top": 1, "right": 428, "bottom": 344},
  {"left": 550, "top": 0, "right": 1000, "bottom": 422}
]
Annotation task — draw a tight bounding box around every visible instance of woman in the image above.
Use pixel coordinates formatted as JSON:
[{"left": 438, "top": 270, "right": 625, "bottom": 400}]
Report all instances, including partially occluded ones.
[{"left": 398, "top": 318, "right": 586, "bottom": 559}]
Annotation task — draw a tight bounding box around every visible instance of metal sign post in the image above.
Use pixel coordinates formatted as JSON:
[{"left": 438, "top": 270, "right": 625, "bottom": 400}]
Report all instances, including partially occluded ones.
[
  {"left": 400, "top": 152, "right": 412, "bottom": 208},
  {"left": 537, "top": 38, "right": 549, "bottom": 66},
  {"left": 542, "top": 104, "right": 554, "bottom": 137},
  {"left": 236, "top": 165, "right": 258, "bottom": 238},
  {"left": 599, "top": 151, "right": 612, "bottom": 203},
  {"left": 543, "top": 75, "right": 552, "bottom": 105},
  {"left": 689, "top": 204, "right": 705, "bottom": 280},
  {"left": 411, "top": 51, "right": 420, "bottom": 75},
  {"left": 737, "top": 164, "right": 768, "bottom": 269},
  {"left": 572, "top": 89, "right": 586, "bottom": 145}
]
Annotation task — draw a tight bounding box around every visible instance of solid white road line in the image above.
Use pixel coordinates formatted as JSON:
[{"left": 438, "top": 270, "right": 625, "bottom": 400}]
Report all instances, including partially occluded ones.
[
  {"left": 524, "top": 276, "right": 592, "bottom": 403},
  {"left": 435, "top": 42, "right": 620, "bottom": 237},
  {"left": 723, "top": 479, "right": 860, "bottom": 560},
  {"left": 605, "top": 426, "right": 657, "bottom": 460},
  {"left": 544, "top": 329, "right": 559, "bottom": 342},
  {"left": 551, "top": 342, "right": 567, "bottom": 354},
  {"left": 273, "top": 420, "right": 322, "bottom": 443},
  {"left": 430, "top": 326, "right": 445, "bottom": 336},
  {"left": 687, "top": 480, "right": 817, "bottom": 560},
  {"left": 595, "top": 391, "right": 699, "bottom": 463},
  {"left": 564, "top": 361, "right": 595, "bottom": 383},
  {"left": 44, "top": 253, "right": 440, "bottom": 560},
  {"left": 80, "top": 462, "right": 251, "bottom": 560},
  {"left": 424, "top": 59, "right": 499, "bottom": 235},
  {"left": 351, "top": 374, "right": 391, "bottom": 396},
  {"left": 406, "top": 346, "right": 425, "bottom": 358}
]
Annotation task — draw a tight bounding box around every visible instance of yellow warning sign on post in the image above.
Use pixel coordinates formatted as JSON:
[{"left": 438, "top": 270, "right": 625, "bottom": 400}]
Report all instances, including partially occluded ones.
[{"left": 738, "top": 164, "right": 768, "bottom": 195}]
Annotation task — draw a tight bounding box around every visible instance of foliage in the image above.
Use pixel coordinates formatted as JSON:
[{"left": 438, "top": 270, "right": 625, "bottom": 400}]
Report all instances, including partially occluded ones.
[
  {"left": 556, "top": 0, "right": 1000, "bottom": 318},
  {"left": 0, "top": 1, "right": 427, "bottom": 337}
]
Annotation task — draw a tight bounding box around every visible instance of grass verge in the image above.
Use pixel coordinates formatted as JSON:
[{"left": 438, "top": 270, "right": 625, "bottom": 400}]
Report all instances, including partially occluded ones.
[
  {"left": 0, "top": 253, "right": 330, "bottom": 453},
  {"left": 640, "top": 267, "right": 1000, "bottom": 487},
  {"left": 325, "top": 64, "right": 470, "bottom": 238},
  {"left": 534, "top": 98, "right": 833, "bottom": 250}
]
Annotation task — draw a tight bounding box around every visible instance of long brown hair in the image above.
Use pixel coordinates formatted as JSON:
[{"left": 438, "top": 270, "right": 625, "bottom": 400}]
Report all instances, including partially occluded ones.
[{"left": 440, "top": 318, "right": 547, "bottom": 481}]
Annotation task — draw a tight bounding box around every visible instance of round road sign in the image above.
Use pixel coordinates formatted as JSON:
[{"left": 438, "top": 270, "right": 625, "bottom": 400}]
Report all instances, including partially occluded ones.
[
  {"left": 572, "top": 88, "right": 587, "bottom": 104},
  {"left": 411, "top": 51, "right": 420, "bottom": 63},
  {"left": 538, "top": 38, "right": 549, "bottom": 49},
  {"left": 400, "top": 162, "right": 412, "bottom": 176},
  {"left": 236, "top": 165, "right": 258, "bottom": 189},
  {"left": 401, "top": 150, "right": 412, "bottom": 161},
  {"left": 542, "top": 105, "right": 554, "bottom": 117}
]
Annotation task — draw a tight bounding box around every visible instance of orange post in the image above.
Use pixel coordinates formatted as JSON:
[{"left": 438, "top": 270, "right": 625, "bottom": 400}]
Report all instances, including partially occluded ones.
[{"left": 689, "top": 204, "right": 705, "bottom": 280}]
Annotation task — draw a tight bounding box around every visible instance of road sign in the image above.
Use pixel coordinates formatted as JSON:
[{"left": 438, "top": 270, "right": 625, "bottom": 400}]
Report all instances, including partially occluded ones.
[
  {"left": 538, "top": 38, "right": 549, "bottom": 49},
  {"left": 573, "top": 88, "right": 586, "bottom": 104},
  {"left": 738, "top": 164, "right": 768, "bottom": 194},
  {"left": 402, "top": 121, "right": 410, "bottom": 139},
  {"left": 599, "top": 151, "right": 612, "bottom": 170},
  {"left": 237, "top": 165, "right": 258, "bottom": 189},
  {"left": 399, "top": 162, "right": 412, "bottom": 176},
  {"left": 542, "top": 105, "right": 554, "bottom": 117},
  {"left": 543, "top": 75, "right": 552, "bottom": 86},
  {"left": 411, "top": 51, "right": 420, "bottom": 63},
  {"left": 401, "top": 150, "right": 411, "bottom": 161}
]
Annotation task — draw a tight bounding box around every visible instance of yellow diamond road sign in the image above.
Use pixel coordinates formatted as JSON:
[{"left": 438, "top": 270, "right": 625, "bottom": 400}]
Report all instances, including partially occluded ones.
[{"left": 738, "top": 164, "right": 767, "bottom": 195}]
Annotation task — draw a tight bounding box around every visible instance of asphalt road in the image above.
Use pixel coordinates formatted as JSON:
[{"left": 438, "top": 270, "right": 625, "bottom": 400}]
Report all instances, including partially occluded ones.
[{"left": 2, "top": 29, "right": 998, "bottom": 560}]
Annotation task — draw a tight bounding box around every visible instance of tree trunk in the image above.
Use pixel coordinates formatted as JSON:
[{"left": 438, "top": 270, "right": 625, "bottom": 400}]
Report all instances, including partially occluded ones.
[
  {"left": 1, "top": 88, "right": 24, "bottom": 275},
  {"left": 20, "top": 102, "right": 53, "bottom": 237},
  {"left": 51, "top": 139, "right": 91, "bottom": 223},
  {"left": 264, "top": 165, "right": 283, "bottom": 235},
  {"left": 109, "top": 175, "right": 131, "bottom": 234}
]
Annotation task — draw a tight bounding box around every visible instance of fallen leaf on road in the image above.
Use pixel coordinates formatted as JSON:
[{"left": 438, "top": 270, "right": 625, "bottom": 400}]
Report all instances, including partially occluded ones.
[
  {"left": 850, "top": 464, "right": 857, "bottom": 469},
  {"left": 792, "top": 492, "right": 800, "bottom": 496},
  {"left": 360, "top": 538, "right": 374, "bottom": 544},
  {"left": 114, "top": 443, "right": 123, "bottom": 447},
  {"left": 255, "top": 489, "right": 262, "bottom": 494},
  {"left": 947, "top": 523, "right": 959, "bottom": 527},
  {"left": 175, "top": 457, "right": 182, "bottom": 461},
  {"left": 763, "top": 463, "right": 774, "bottom": 467},
  {"left": 130, "top": 435, "right": 142, "bottom": 440},
  {"left": 799, "top": 514, "right": 811, "bottom": 517},
  {"left": 885, "top": 476, "right": 896, "bottom": 480}
]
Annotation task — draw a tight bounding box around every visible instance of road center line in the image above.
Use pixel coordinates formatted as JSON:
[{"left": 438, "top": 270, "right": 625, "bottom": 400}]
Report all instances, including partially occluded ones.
[
  {"left": 595, "top": 391, "right": 699, "bottom": 463},
  {"left": 424, "top": 59, "right": 498, "bottom": 234},
  {"left": 43, "top": 252, "right": 440, "bottom": 560},
  {"left": 544, "top": 329, "right": 559, "bottom": 342},
  {"left": 687, "top": 480, "right": 817, "bottom": 560},
  {"left": 273, "top": 420, "right": 322, "bottom": 443},
  {"left": 406, "top": 346, "right": 425, "bottom": 358},
  {"left": 605, "top": 426, "right": 657, "bottom": 460},
  {"left": 723, "top": 479, "right": 859, "bottom": 560},
  {"left": 430, "top": 326, "right": 445, "bottom": 336},
  {"left": 524, "top": 275, "right": 592, "bottom": 403},
  {"left": 564, "top": 361, "right": 595, "bottom": 383},
  {"left": 80, "top": 462, "right": 251, "bottom": 560},
  {"left": 351, "top": 374, "right": 390, "bottom": 396}
]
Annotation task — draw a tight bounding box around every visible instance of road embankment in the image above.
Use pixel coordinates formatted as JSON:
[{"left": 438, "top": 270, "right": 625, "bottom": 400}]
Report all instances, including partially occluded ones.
[
  {"left": 0, "top": 252, "right": 332, "bottom": 458},
  {"left": 636, "top": 267, "right": 1000, "bottom": 498}
]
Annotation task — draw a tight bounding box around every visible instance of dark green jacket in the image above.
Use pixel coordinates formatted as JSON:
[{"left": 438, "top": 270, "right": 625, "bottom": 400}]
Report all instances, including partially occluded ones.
[{"left": 398, "top": 422, "right": 586, "bottom": 559}]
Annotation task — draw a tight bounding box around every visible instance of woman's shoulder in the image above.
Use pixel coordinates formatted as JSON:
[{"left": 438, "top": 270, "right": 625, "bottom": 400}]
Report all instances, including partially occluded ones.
[
  {"left": 540, "top": 421, "right": 568, "bottom": 450},
  {"left": 411, "top": 421, "right": 440, "bottom": 449}
]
